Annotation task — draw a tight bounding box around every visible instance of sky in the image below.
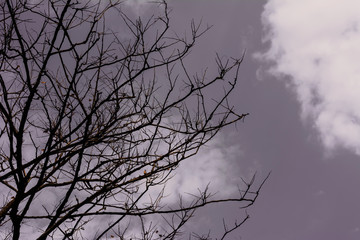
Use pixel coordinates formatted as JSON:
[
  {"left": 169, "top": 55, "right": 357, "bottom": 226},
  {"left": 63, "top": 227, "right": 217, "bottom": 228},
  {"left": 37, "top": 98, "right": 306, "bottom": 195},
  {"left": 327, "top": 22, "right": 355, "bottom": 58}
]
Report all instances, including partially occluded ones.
[
  {"left": 3, "top": 1, "right": 360, "bottom": 239},
  {"left": 156, "top": 1, "right": 360, "bottom": 239}
]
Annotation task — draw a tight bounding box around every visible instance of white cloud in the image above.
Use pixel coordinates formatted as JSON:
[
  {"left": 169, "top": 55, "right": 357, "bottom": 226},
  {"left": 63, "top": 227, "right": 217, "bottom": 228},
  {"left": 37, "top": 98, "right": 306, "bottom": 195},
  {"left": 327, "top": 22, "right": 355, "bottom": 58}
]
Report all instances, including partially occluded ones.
[
  {"left": 258, "top": 0, "right": 360, "bottom": 154},
  {"left": 121, "top": 0, "right": 153, "bottom": 15},
  {"left": 145, "top": 133, "right": 247, "bottom": 206},
  {"left": 169, "top": 135, "right": 243, "bottom": 196}
]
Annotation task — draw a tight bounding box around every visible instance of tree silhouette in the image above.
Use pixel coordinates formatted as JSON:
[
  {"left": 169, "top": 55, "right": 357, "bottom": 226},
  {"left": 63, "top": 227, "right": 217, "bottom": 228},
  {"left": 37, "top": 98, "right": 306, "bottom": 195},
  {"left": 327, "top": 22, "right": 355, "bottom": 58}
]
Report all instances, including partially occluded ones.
[{"left": 0, "top": 1, "right": 268, "bottom": 239}]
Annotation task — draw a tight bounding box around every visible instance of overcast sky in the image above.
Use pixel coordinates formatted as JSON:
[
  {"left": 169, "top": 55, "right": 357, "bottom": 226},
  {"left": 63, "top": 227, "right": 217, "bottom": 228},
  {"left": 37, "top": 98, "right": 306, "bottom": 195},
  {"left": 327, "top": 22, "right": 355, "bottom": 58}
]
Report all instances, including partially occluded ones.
[
  {"left": 154, "top": 1, "right": 360, "bottom": 239},
  {"left": 4, "top": 1, "right": 360, "bottom": 239}
]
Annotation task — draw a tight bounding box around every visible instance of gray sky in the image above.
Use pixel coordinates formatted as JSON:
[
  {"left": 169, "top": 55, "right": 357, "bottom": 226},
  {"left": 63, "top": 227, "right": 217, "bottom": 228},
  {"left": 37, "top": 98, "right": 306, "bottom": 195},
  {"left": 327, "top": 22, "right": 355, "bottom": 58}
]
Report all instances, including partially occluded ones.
[
  {"left": 3, "top": 1, "right": 360, "bottom": 239},
  {"left": 159, "top": 1, "right": 360, "bottom": 239}
]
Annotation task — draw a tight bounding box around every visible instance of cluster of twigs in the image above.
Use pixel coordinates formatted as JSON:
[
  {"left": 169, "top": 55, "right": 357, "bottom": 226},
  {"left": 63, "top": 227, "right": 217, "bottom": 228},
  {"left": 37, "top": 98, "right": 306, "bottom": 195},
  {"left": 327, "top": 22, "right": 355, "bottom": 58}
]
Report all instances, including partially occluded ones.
[{"left": 0, "top": 1, "right": 267, "bottom": 239}]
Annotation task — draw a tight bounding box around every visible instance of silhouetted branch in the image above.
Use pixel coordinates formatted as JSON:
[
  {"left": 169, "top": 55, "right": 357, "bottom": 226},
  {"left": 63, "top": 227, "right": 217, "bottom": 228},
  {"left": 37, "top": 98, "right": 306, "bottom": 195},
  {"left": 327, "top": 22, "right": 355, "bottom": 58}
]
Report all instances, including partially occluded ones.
[{"left": 0, "top": 1, "right": 267, "bottom": 239}]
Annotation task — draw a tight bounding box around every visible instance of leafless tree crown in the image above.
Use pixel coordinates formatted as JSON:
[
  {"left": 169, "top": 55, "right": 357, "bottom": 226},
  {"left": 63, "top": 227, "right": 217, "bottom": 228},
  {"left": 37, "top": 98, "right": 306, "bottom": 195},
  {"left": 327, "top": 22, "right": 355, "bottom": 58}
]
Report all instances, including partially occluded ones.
[{"left": 0, "top": 1, "right": 267, "bottom": 239}]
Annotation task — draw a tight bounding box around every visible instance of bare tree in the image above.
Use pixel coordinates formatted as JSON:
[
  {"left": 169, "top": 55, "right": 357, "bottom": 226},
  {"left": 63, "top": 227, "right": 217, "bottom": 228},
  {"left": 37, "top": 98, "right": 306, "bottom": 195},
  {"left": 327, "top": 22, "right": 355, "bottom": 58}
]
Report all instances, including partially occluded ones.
[{"left": 0, "top": 0, "right": 268, "bottom": 239}]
